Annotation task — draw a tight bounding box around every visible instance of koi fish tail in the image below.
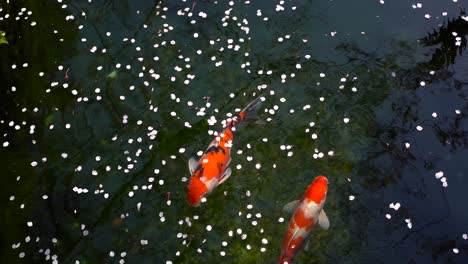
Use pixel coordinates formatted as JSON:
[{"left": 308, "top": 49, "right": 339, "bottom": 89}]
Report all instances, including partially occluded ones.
[
  {"left": 238, "top": 96, "right": 264, "bottom": 124},
  {"left": 278, "top": 256, "right": 291, "bottom": 264}
]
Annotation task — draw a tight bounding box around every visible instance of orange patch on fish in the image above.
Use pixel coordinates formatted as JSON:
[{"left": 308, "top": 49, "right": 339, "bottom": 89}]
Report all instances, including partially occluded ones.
[
  {"left": 238, "top": 111, "right": 246, "bottom": 120},
  {"left": 290, "top": 235, "right": 306, "bottom": 250},
  {"left": 294, "top": 210, "right": 315, "bottom": 229},
  {"left": 201, "top": 155, "right": 226, "bottom": 179},
  {"left": 304, "top": 175, "right": 328, "bottom": 204},
  {"left": 279, "top": 234, "right": 306, "bottom": 264},
  {"left": 187, "top": 177, "right": 208, "bottom": 206}
]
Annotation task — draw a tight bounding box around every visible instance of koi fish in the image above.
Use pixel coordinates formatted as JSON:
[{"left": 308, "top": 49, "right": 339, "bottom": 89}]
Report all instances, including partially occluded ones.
[
  {"left": 278, "top": 176, "right": 330, "bottom": 264},
  {"left": 187, "top": 96, "right": 264, "bottom": 206}
]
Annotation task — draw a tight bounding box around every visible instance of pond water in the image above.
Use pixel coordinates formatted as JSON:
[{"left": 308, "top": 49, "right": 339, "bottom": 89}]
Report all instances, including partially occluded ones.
[{"left": 1, "top": 0, "right": 467, "bottom": 263}]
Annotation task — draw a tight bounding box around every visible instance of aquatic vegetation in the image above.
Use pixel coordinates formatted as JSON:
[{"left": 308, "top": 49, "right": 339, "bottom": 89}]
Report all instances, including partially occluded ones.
[{"left": 0, "top": 30, "right": 7, "bottom": 45}]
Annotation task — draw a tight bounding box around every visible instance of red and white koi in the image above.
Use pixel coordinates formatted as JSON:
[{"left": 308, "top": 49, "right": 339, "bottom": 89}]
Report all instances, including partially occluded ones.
[
  {"left": 187, "top": 96, "right": 264, "bottom": 206},
  {"left": 278, "top": 176, "right": 330, "bottom": 264}
]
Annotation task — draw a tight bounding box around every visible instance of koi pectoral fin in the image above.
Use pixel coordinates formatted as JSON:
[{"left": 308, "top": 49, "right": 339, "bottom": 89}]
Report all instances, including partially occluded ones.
[
  {"left": 304, "top": 238, "right": 311, "bottom": 252},
  {"left": 318, "top": 209, "right": 330, "bottom": 230},
  {"left": 217, "top": 168, "right": 232, "bottom": 186},
  {"left": 189, "top": 157, "right": 198, "bottom": 174},
  {"left": 282, "top": 200, "right": 301, "bottom": 214}
]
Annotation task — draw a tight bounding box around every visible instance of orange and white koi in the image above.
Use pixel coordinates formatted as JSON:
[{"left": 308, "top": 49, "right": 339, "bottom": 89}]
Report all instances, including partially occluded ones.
[
  {"left": 278, "top": 176, "right": 330, "bottom": 264},
  {"left": 187, "top": 96, "right": 264, "bottom": 206}
]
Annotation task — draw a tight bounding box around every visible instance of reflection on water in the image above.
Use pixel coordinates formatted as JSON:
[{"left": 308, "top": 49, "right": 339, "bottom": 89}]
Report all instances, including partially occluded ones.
[{"left": 1, "top": 0, "right": 467, "bottom": 263}]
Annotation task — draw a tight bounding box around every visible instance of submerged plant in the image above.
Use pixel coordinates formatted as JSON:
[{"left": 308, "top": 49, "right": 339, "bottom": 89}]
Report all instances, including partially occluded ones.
[{"left": 0, "top": 31, "right": 8, "bottom": 45}]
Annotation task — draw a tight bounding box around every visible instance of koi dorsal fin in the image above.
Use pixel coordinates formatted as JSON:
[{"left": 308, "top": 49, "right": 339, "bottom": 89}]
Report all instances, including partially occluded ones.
[
  {"left": 318, "top": 210, "right": 330, "bottom": 230},
  {"left": 282, "top": 200, "right": 301, "bottom": 214},
  {"left": 188, "top": 157, "right": 198, "bottom": 174}
]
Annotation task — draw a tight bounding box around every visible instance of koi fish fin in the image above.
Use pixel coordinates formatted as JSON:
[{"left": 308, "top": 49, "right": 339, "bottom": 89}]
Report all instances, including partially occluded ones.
[
  {"left": 304, "top": 238, "right": 311, "bottom": 252},
  {"left": 239, "top": 96, "right": 265, "bottom": 124},
  {"left": 317, "top": 209, "right": 330, "bottom": 230},
  {"left": 188, "top": 157, "right": 198, "bottom": 174},
  {"left": 282, "top": 200, "right": 301, "bottom": 214},
  {"left": 217, "top": 167, "right": 232, "bottom": 186}
]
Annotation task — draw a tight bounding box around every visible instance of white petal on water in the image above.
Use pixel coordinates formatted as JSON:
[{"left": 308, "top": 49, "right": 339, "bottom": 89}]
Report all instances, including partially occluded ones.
[
  {"left": 405, "top": 219, "right": 412, "bottom": 229},
  {"left": 389, "top": 202, "right": 401, "bottom": 210}
]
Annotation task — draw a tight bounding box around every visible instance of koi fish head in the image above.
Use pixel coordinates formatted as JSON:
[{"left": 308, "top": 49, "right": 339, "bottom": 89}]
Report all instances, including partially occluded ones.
[
  {"left": 187, "top": 176, "right": 208, "bottom": 206},
  {"left": 304, "top": 175, "right": 328, "bottom": 205}
]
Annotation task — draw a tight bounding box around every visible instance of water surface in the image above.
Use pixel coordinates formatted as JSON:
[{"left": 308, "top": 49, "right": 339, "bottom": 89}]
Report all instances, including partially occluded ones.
[{"left": 1, "top": 0, "right": 467, "bottom": 263}]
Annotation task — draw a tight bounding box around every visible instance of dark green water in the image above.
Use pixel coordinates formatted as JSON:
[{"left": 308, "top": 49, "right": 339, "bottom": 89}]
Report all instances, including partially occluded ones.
[{"left": 1, "top": 0, "right": 467, "bottom": 263}]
